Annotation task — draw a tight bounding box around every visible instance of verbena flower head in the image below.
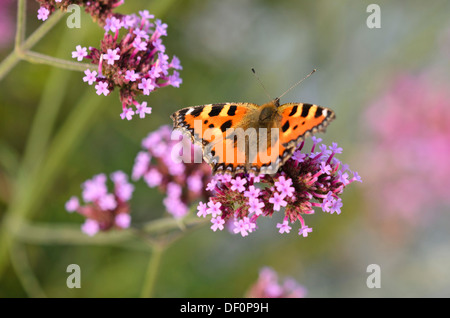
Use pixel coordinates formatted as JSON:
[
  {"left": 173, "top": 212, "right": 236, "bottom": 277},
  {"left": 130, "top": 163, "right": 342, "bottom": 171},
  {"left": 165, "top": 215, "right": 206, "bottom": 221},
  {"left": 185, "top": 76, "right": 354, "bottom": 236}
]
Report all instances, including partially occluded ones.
[
  {"left": 65, "top": 171, "right": 134, "bottom": 236},
  {"left": 245, "top": 267, "right": 307, "bottom": 298},
  {"left": 38, "top": 2, "right": 182, "bottom": 119},
  {"left": 198, "top": 137, "right": 361, "bottom": 237},
  {"left": 132, "top": 125, "right": 211, "bottom": 219},
  {"left": 363, "top": 74, "right": 450, "bottom": 224},
  {"left": 76, "top": 11, "right": 182, "bottom": 119}
]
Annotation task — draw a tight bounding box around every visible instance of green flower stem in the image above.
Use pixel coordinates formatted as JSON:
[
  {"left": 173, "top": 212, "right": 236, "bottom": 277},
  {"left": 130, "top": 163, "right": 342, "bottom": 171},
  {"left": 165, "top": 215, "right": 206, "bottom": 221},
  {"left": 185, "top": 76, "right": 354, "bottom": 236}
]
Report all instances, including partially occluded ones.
[
  {"left": 12, "top": 216, "right": 207, "bottom": 247},
  {"left": 22, "top": 51, "right": 95, "bottom": 72},
  {"left": 140, "top": 244, "right": 164, "bottom": 298},
  {"left": 0, "top": 10, "right": 64, "bottom": 81},
  {"left": 9, "top": 241, "right": 47, "bottom": 298},
  {"left": 0, "top": 8, "right": 93, "bottom": 81},
  {"left": 14, "top": 0, "right": 26, "bottom": 49}
]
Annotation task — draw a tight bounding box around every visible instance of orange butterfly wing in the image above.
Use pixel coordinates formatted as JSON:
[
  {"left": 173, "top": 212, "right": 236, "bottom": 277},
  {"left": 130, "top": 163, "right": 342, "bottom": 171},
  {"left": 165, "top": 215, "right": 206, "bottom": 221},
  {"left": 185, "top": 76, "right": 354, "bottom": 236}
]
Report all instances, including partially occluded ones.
[
  {"left": 277, "top": 102, "right": 335, "bottom": 149},
  {"left": 171, "top": 103, "right": 258, "bottom": 173}
]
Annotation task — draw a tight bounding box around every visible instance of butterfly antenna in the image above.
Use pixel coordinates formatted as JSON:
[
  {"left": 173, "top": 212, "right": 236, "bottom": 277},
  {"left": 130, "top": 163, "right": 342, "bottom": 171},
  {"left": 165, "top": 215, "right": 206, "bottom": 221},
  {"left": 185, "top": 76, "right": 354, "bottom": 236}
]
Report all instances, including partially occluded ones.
[
  {"left": 252, "top": 68, "right": 272, "bottom": 101},
  {"left": 277, "top": 69, "right": 317, "bottom": 100}
]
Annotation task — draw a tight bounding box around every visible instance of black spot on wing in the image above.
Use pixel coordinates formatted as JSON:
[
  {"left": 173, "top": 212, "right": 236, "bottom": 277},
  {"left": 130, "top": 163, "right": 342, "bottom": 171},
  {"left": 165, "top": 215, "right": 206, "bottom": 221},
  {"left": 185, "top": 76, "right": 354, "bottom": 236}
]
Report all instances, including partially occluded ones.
[
  {"left": 300, "top": 103, "right": 312, "bottom": 117},
  {"left": 208, "top": 124, "right": 214, "bottom": 129},
  {"left": 190, "top": 107, "right": 204, "bottom": 117},
  {"left": 220, "top": 120, "right": 233, "bottom": 132},
  {"left": 314, "top": 106, "right": 324, "bottom": 118},
  {"left": 208, "top": 105, "right": 224, "bottom": 117},
  {"left": 281, "top": 121, "right": 290, "bottom": 133},
  {"left": 289, "top": 105, "right": 298, "bottom": 116},
  {"left": 176, "top": 109, "right": 189, "bottom": 118},
  {"left": 227, "top": 105, "right": 237, "bottom": 116}
]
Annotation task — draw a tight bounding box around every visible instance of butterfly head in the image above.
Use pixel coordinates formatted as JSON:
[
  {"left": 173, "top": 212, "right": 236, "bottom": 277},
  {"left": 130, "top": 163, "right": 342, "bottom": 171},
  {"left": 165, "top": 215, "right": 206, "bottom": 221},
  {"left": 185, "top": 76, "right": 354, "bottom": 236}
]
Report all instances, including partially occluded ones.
[{"left": 258, "top": 99, "right": 281, "bottom": 125}]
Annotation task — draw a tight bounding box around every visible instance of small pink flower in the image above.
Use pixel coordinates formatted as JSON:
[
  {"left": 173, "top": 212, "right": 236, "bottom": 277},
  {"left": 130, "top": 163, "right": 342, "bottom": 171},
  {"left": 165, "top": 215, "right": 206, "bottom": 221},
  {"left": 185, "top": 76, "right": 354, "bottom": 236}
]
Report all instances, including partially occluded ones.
[
  {"left": 269, "top": 192, "right": 288, "bottom": 211},
  {"left": 211, "top": 216, "right": 225, "bottom": 232},
  {"left": 125, "top": 70, "right": 140, "bottom": 82},
  {"left": 276, "top": 220, "right": 292, "bottom": 234},
  {"left": 138, "top": 78, "right": 155, "bottom": 95},
  {"left": 98, "top": 193, "right": 117, "bottom": 210},
  {"left": 72, "top": 45, "right": 88, "bottom": 61},
  {"left": 37, "top": 7, "right": 49, "bottom": 21},
  {"left": 65, "top": 196, "right": 79, "bottom": 213},
  {"left": 120, "top": 107, "right": 135, "bottom": 120},
  {"left": 103, "top": 48, "right": 120, "bottom": 65},
  {"left": 115, "top": 213, "right": 131, "bottom": 229},
  {"left": 197, "top": 201, "right": 208, "bottom": 218},
  {"left": 135, "top": 101, "right": 152, "bottom": 118},
  {"left": 81, "top": 219, "right": 100, "bottom": 236},
  {"left": 83, "top": 69, "right": 97, "bottom": 85},
  {"left": 95, "top": 82, "right": 109, "bottom": 96},
  {"left": 248, "top": 198, "right": 264, "bottom": 216},
  {"left": 206, "top": 200, "right": 222, "bottom": 217},
  {"left": 230, "top": 176, "right": 246, "bottom": 192},
  {"left": 299, "top": 226, "right": 313, "bottom": 238}
]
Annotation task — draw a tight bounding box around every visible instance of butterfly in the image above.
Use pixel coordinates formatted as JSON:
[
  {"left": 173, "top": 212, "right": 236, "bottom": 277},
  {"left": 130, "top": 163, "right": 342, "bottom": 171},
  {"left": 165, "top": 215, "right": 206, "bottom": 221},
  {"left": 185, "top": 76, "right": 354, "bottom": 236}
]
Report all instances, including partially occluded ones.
[{"left": 171, "top": 97, "right": 335, "bottom": 176}]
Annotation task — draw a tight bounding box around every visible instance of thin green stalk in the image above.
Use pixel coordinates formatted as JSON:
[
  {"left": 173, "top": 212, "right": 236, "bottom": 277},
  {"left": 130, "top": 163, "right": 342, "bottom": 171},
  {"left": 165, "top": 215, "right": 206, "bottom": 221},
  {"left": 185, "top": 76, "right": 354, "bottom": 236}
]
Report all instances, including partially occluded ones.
[
  {"left": 14, "top": 0, "right": 26, "bottom": 49},
  {"left": 0, "top": 10, "right": 65, "bottom": 81},
  {"left": 22, "top": 51, "right": 94, "bottom": 72},
  {"left": 9, "top": 241, "right": 47, "bottom": 298},
  {"left": 19, "top": 10, "right": 64, "bottom": 53},
  {"left": 12, "top": 216, "right": 207, "bottom": 246},
  {"left": 140, "top": 245, "right": 164, "bottom": 298}
]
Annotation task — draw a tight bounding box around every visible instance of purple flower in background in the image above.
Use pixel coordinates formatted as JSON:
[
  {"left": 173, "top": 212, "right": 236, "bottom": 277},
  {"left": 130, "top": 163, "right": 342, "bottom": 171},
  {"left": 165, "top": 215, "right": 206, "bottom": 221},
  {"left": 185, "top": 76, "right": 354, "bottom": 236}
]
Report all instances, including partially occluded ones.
[
  {"left": 362, "top": 74, "right": 450, "bottom": 226},
  {"left": 132, "top": 125, "right": 211, "bottom": 219},
  {"left": 245, "top": 267, "right": 307, "bottom": 298},
  {"left": 199, "top": 139, "right": 361, "bottom": 238},
  {"left": 65, "top": 171, "right": 134, "bottom": 235}
]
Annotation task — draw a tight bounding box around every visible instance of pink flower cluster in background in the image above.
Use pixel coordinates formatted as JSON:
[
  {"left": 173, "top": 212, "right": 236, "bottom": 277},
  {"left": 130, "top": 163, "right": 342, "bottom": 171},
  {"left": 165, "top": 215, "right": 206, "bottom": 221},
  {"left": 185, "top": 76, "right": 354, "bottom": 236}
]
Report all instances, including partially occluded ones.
[
  {"left": 132, "top": 125, "right": 212, "bottom": 219},
  {"left": 65, "top": 171, "right": 134, "bottom": 236},
  {"left": 245, "top": 267, "right": 307, "bottom": 298},
  {"left": 363, "top": 74, "right": 450, "bottom": 223}
]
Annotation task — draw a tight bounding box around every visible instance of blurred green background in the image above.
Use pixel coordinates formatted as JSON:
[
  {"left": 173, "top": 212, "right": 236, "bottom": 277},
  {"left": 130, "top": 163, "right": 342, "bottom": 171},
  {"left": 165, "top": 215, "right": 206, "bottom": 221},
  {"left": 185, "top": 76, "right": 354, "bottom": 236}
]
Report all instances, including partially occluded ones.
[{"left": 1, "top": 0, "right": 450, "bottom": 297}]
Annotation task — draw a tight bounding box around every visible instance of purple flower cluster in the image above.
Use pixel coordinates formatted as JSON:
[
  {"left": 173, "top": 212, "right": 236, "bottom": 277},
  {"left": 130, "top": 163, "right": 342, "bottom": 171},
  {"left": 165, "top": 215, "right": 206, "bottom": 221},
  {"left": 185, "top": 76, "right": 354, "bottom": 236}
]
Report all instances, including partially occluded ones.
[
  {"left": 36, "top": 0, "right": 124, "bottom": 23},
  {"left": 72, "top": 11, "right": 182, "bottom": 119},
  {"left": 132, "top": 125, "right": 212, "bottom": 219},
  {"left": 198, "top": 137, "right": 361, "bottom": 237},
  {"left": 245, "top": 267, "right": 307, "bottom": 298},
  {"left": 65, "top": 171, "right": 134, "bottom": 236}
]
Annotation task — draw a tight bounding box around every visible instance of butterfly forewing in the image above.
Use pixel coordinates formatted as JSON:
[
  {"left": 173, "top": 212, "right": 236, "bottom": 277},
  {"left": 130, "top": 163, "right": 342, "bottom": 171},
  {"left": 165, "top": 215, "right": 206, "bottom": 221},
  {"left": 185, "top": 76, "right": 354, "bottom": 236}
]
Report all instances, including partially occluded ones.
[{"left": 277, "top": 103, "right": 335, "bottom": 149}]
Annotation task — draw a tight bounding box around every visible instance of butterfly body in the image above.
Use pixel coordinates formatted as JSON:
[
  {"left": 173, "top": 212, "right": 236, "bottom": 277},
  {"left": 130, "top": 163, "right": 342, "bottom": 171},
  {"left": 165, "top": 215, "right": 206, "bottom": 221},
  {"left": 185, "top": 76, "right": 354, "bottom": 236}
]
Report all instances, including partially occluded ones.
[{"left": 171, "top": 100, "right": 335, "bottom": 176}]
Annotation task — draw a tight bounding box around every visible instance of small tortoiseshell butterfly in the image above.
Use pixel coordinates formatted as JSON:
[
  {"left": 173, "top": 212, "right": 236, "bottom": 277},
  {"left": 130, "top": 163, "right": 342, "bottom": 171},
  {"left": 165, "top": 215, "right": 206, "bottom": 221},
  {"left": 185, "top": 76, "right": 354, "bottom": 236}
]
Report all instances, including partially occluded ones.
[{"left": 171, "top": 72, "right": 335, "bottom": 176}]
